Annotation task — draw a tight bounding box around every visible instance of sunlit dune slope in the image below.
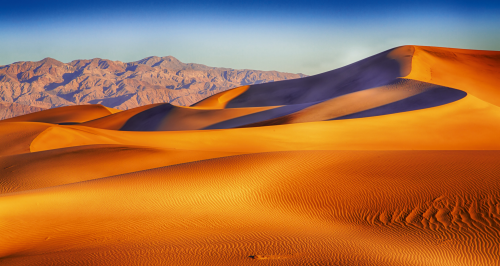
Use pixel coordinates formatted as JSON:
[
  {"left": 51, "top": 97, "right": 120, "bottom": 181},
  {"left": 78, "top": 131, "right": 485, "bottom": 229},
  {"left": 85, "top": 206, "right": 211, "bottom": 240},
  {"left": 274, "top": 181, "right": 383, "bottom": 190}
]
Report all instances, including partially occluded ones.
[
  {"left": 0, "top": 151, "right": 499, "bottom": 265},
  {"left": 0, "top": 144, "right": 240, "bottom": 194},
  {"left": 192, "top": 85, "right": 250, "bottom": 108},
  {"left": 0, "top": 122, "right": 52, "bottom": 156},
  {"left": 0, "top": 104, "right": 114, "bottom": 124},
  {"left": 23, "top": 93, "right": 500, "bottom": 152},
  {"left": 406, "top": 46, "right": 500, "bottom": 106},
  {"left": 103, "top": 106, "right": 122, "bottom": 114}
]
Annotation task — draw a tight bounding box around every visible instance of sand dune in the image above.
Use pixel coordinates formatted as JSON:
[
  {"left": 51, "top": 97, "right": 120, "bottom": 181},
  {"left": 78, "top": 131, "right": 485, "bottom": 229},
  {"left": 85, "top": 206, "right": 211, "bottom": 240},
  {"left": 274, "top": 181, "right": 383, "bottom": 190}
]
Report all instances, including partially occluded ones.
[
  {"left": 118, "top": 103, "right": 279, "bottom": 131},
  {"left": 80, "top": 103, "right": 164, "bottom": 130},
  {"left": 0, "top": 151, "right": 499, "bottom": 265},
  {"left": 1, "top": 45, "right": 499, "bottom": 265},
  {"left": 406, "top": 46, "right": 500, "bottom": 106},
  {"left": 0, "top": 144, "right": 240, "bottom": 194},
  {"left": 238, "top": 79, "right": 465, "bottom": 127},
  {"left": 0, "top": 122, "right": 52, "bottom": 156},
  {"left": 194, "top": 46, "right": 416, "bottom": 108},
  {"left": 192, "top": 85, "right": 251, "bottom": 108},
  {"left": 23, "top": 93, "right": 500, "bottom": 153}
]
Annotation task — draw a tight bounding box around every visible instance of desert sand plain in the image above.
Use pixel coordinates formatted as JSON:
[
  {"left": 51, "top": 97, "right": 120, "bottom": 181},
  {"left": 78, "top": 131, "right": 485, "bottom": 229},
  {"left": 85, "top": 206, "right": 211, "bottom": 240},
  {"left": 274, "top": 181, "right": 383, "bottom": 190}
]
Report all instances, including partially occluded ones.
[{"left": 1, "top": 45, "right": 500, "bottom": 265}]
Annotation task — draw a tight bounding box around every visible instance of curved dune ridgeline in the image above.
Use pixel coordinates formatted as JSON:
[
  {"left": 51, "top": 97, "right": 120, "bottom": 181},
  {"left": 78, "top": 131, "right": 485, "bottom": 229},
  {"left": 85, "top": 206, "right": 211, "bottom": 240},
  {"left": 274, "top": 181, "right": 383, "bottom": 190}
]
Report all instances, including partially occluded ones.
[{"left": 0, "top": 46, "right": 500, "bottom": 265}]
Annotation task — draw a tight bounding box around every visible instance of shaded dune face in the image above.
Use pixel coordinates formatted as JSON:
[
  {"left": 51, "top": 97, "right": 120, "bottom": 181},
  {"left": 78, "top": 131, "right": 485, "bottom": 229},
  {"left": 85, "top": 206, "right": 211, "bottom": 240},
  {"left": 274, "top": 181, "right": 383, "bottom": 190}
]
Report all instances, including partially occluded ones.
[
  {"left": 1, "top": 45, "right": 500, "bottom": 265},
  {"left": 333, "top": 85, "right": 466, "bottom": 120},
  {"left": 79, "top": 45, "right": 469, "bottom": 132},
  {"left": 204, "top": 101, "right": 319, "bottom": 129},
  {"left": 235, "top": 79, "right": 466, "bottom": 128},
  {"left": 118, "top": 103, "right": 279, "bottom": 131},
  {"left": 222, "top": 46, "right": 414, "bottom": 108},
  {"left": 116, "top": 78, "right": 466, "bottom": 131},
  {"left": 120, "top": 103, "right": 176, "bottom": 131},
  {"left": 80, "top": 103, "right": 163, "bottom": 130}
]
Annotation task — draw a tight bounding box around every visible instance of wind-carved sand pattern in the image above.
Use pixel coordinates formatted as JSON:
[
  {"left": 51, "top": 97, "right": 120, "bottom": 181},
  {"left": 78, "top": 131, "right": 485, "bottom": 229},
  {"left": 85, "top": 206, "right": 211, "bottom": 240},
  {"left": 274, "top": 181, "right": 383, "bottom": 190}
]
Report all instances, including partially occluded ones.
[{"left": 0, "top": 45, "right": 500, "bottom": 265}]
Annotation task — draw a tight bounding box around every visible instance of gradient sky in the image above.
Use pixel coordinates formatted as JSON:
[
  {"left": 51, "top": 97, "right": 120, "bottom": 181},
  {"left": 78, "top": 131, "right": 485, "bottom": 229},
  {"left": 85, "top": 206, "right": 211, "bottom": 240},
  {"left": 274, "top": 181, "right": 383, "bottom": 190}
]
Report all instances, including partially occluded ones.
[{"left": 1, "top": 0, "right": 499, "bottom": 75}]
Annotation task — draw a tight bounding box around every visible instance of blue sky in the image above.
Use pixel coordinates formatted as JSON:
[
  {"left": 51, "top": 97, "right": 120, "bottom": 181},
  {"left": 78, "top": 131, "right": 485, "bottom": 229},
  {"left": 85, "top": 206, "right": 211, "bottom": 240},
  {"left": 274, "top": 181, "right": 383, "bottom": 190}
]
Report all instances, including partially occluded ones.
[{"left": 1, "top": 0, "right": 499, "bottom": 74}]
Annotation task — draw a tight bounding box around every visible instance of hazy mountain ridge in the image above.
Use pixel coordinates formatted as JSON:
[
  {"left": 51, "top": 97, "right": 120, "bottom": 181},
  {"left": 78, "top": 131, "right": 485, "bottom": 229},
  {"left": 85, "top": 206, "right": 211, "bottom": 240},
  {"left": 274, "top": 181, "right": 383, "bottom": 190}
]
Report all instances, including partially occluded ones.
[
  {"left": 0, "top": 56, "right": 306, "bottom": 118},
  {"left": 0, "top": 102, "right": 46, "bottom": 120}
]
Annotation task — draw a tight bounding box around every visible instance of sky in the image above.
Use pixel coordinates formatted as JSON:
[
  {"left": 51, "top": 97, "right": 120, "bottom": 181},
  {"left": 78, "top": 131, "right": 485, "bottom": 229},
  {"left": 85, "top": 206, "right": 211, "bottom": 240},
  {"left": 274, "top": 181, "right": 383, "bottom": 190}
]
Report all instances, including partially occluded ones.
[{"left": 1, "top": 0, "right": 499, "bottom": 75}]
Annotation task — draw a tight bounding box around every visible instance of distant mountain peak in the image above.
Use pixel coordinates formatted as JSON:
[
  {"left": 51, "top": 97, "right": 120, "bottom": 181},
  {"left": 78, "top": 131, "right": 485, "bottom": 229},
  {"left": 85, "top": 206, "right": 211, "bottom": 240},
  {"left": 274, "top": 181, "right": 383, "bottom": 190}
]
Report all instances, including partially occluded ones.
[
  {"left": 135, "top": 55, "right": 183, "bottom": 68},
  {"left": 39, "top": 57, "right": 64, "bottom": 65},
  {"left": 161, "top": 56, "right": 180, "bottom": 62},
  {"left": 136, "top": 56, "right": 162, "bottom": 66}
]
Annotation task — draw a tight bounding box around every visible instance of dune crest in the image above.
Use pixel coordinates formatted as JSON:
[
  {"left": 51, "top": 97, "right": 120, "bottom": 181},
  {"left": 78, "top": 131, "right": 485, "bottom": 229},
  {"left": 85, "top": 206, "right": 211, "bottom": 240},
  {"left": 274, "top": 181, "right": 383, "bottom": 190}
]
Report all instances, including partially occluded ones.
[
  {"left": 192, "top": 85, "right": 251, "bottom": 109},
  {"left": 405, "top": 46, "right": 500, "bottom": 106}
]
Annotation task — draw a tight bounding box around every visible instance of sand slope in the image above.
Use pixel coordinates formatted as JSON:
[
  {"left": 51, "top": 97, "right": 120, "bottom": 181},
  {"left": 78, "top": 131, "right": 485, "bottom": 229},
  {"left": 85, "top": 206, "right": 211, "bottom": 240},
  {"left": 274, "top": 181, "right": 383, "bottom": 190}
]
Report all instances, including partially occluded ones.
[
  {"left": 0, "top": 144, "right": 240, "bottom": 194},
  {"left": 0, "top": 151, "right": 499, "bottom": 265},
  {"left": 0, "top": 45, "right": 499, "bottom": 265},
  {"left": 21, "top": 93, "right": 500, "bottom": 153},
  {"left": 0, "top": 122, "right": 52, "bottom": 156},
  {"left": 406, "top": 46, "right": 500, "bottom": 106}
]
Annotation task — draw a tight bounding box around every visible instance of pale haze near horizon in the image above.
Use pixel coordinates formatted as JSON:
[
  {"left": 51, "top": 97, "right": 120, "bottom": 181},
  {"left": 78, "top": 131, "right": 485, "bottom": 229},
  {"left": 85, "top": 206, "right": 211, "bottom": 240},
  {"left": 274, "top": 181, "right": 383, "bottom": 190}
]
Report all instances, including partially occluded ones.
[{"left": 1, "top": 5, "right": 499, "bottom": 75}]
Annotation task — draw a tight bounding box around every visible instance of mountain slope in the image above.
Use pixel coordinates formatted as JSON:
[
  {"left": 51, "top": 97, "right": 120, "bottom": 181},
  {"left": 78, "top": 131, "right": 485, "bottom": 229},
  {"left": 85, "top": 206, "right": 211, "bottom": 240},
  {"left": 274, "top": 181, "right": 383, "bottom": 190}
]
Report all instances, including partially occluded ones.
[
  {"left": 0, "top": 56, "right": 305, "bottom": 119},
  {"left": 0, "top": 102, "right": 46, "bottom": 120}
]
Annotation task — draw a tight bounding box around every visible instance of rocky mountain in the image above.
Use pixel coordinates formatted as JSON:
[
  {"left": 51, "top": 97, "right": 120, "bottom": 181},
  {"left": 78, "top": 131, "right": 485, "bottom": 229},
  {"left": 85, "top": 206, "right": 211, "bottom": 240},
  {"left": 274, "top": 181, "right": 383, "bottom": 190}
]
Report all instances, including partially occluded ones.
[
  {"left": 0, "top": 56, "right": 306, "bottom": 119},
  {"left": 0, "top": 102, "right": 46, "bottom": 120}
]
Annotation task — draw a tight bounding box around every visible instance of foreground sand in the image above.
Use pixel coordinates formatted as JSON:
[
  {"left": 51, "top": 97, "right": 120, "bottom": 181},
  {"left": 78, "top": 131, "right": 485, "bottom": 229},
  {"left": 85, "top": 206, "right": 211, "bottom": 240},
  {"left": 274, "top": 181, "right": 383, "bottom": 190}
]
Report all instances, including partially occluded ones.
[
  {"left": 1, "top": 151, "right": 499, "bottom": 265},
  {"left": 0, "top": 45, "right": 499, "bottom": 265}
]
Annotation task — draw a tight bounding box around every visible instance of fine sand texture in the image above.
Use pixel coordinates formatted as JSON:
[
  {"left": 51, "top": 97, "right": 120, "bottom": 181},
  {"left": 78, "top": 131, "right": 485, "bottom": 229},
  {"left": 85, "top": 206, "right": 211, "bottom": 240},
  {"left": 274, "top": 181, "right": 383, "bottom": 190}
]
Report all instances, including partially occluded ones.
[{"left": 0, "top": 45, "right": 499, "bottom": 265}]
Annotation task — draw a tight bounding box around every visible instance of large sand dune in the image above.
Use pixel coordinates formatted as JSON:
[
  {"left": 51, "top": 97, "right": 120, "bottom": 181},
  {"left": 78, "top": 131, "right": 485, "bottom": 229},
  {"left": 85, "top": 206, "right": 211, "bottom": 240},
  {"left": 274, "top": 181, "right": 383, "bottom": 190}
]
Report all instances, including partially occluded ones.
[{"left": 0, "top": 45, "right": 499, "bottom": 265}]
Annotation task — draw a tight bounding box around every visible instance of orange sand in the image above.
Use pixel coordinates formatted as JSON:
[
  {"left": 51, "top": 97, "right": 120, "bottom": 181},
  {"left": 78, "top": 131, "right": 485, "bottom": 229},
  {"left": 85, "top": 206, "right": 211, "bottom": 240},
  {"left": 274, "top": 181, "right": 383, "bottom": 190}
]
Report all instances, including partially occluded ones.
[
  {"left": 1, "top": 151, "right": 499, "bottom": 265},
  {"left": 0, "top": 46, "right": 499, "bottom": 266},
  {"left": 24, "top": 94, "right": 500, "bottom": 153},
  {"left": 0, "top": 144, "right": 240, "bottom": 194},
  {"left": 192, "top": 85, "right": 250, "bottom": 108},
  {"left": 405, "top": 46, "right": 500, "bottom": 106},
  {"left": 81, "top": 103, "right": 163, "bottom": 130},
  {"left": 152, "top": 104, "right": 279, "bottom": 131}
]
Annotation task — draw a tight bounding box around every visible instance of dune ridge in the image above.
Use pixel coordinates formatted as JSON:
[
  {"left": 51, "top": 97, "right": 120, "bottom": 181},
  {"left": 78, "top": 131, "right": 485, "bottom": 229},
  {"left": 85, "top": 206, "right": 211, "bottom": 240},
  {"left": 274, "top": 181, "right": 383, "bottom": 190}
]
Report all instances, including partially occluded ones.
[{"left": 0, "top": 45, "right": 499, "bottom": 265}]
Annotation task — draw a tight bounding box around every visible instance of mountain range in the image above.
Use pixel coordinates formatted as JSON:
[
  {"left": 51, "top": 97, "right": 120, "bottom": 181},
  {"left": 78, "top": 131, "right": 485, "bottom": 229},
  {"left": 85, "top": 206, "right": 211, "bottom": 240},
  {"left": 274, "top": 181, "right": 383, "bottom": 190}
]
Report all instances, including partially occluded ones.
[{"left": 0, "top": 56, "right": 305, "bottom": 119}]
